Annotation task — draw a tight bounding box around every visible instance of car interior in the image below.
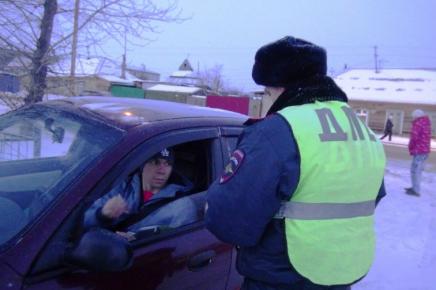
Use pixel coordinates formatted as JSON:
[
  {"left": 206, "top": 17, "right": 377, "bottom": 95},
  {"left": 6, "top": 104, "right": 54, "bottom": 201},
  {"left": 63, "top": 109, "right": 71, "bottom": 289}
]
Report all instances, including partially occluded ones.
[{"left": 169, "top": 140, "right": 211, "bottom": 220}]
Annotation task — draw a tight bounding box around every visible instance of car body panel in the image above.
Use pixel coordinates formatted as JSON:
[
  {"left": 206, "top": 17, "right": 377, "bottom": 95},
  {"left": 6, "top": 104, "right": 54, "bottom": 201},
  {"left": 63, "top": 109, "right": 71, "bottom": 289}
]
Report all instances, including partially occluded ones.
[
  {"left": 25, "top": 227, "right": 232, "bottom": 290},
  {"left": 0, "top": 262, "right": 21, "bottom": 290}
]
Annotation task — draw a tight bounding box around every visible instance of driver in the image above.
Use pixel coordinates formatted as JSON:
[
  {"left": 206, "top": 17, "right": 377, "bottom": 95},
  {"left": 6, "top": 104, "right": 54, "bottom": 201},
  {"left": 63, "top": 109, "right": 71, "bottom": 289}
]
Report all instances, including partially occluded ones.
[{"left": 83, "top": 148, "right": 197, "bottom": 238}]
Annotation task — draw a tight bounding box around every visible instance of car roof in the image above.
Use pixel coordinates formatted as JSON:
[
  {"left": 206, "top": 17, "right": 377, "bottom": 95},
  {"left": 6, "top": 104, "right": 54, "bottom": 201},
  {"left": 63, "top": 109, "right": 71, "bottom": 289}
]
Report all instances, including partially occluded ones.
[{"left": 43, "top": 96, "right": 248, "bottom": 130}]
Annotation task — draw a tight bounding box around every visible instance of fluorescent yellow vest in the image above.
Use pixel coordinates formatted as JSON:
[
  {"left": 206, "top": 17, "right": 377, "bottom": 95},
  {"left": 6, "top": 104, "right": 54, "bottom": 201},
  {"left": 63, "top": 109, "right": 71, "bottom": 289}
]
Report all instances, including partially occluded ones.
[{"left": 277, "top": 101, "right": 386, "bottom": 285}]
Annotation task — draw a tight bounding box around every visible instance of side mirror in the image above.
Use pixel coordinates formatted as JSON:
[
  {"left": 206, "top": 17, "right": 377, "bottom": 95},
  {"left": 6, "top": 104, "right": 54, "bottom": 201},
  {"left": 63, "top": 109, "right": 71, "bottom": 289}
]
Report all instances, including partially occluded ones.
[
  {"left": 44, "top": 118, "right": 65, "bottom": 143},
  {"left": 65, "top": 228, "right": 133, "bottom": 272}
]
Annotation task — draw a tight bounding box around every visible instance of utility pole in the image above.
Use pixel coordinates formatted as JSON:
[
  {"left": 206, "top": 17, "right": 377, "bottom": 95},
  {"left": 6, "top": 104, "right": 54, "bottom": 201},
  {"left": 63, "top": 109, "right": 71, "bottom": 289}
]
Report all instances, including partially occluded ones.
[
  {"left": 121, "top": 29, "right": 127, "bottom": 79},
  {"left": 121, "top": 54, "right": 126, "bottom": 79},
  {"left": 70, "top": 0, "right": 80, "bottom": 76},
  {"left": 70, "top": 0, "right": 80, "bottom": 95},
  {"left": 374, "top": 45, "right": 379, "bottom": 73}
]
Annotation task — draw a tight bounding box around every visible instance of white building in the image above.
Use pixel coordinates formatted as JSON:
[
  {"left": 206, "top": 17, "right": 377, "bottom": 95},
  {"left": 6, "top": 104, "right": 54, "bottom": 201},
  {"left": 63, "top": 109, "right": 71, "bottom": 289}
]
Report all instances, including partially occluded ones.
[{"left": 335, "top": 69, "right": 436, "bottom": 137}]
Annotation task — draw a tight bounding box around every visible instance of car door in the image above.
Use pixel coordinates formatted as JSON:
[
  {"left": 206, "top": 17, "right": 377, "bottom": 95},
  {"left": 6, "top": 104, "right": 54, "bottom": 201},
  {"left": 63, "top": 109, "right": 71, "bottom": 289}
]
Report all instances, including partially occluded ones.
[
  {"left": 23, "top": 127, "right": 233, "bottom": 290},
  {"left": 219, "top": 126, "right": 243, "bottom": 163}
]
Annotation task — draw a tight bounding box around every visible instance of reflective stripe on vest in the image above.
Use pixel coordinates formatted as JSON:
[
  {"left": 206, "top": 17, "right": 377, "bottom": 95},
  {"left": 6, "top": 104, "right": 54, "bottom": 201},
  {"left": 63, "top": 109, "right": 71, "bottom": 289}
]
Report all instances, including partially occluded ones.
[
  {"left": 274, "top": 200, "right": 375, "bottom": 220},
  {"left": 278, "top": 101, "right": 386, "bottom": 286}
]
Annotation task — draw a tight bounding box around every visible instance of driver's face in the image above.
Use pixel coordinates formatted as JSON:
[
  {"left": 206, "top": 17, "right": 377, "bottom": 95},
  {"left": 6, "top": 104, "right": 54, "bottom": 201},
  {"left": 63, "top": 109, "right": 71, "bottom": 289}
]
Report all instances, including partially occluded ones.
[{"left": 142, "top": 158, "right": 173, "bottom": 193}]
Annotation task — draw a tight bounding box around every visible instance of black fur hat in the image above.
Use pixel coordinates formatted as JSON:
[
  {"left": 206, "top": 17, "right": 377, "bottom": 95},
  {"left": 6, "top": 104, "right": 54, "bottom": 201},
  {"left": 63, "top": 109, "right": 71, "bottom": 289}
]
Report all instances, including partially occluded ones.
[{"left": 252, "top": 36, "right": 327, "bottom": 87}]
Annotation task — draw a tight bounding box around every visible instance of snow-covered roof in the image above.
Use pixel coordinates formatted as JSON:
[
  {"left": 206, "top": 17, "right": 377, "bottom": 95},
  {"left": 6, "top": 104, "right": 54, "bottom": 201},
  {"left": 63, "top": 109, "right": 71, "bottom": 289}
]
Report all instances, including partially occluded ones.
[
  {"left": 190, "top": 95, "right": 206, "bottom": 99},
  {"left": 335, "top": 69, "right": 436, "bottom": 105},
  {"left": 0, "top": 103, "right": 9, "bottom": 115},
  {"left": 170, "top": 70, "right": 198, "bottom": 78},
  {"left": 48, "top": 57, "right": 144, "bottom": 85},
  {"left": 98, "top": 73, "right": 142, "bottom": 84},
  {"left": 146, "top": 84, "right": 201, "bottom": 94},
  {"left": 43, "top": 94, "right": 67, "bottom": 101},
  {"left": 127, "top": 65, "right": 159, "bottom": 75},
  {"left": 0, "top": 94, "right": 67, "bottom": 115},
  {"left": 5, "top": 55, "right": 32, "bottom": 68},
  {"left": 49, "top": 57, "right": 116, "bottom": 76}
]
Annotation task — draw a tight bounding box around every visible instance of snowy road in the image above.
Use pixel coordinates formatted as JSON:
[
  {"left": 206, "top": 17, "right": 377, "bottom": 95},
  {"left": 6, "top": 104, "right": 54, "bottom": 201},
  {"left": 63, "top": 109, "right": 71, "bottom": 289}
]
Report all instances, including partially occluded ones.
[{"left": 354, "top": 144, "right": 436, "bottom": 290}]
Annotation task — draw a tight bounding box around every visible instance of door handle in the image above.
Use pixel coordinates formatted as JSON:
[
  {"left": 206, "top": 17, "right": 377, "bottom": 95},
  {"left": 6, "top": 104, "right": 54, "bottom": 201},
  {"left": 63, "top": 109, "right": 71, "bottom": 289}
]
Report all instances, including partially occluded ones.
[{"left": 188, "top": 250, "right": 216, "bottom": 271}]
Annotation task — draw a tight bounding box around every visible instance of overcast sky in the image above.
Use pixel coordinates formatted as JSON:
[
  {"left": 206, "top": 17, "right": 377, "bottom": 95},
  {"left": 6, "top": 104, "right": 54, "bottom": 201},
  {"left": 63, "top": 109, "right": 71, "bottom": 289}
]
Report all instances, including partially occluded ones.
[{"left": 105, "top": 0, "right": 436, "bottom": 92}]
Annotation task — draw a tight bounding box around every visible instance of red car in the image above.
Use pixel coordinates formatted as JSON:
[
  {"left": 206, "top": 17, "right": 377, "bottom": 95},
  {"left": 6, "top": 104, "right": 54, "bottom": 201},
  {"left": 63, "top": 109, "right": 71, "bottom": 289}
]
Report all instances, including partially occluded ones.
[{"left": 0, "top": 96, "right": 245, "bottom": 290}]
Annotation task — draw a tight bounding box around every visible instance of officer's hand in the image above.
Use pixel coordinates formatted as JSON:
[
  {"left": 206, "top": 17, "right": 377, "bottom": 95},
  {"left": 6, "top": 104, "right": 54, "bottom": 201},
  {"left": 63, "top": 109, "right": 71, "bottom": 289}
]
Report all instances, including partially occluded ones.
[{"left": 102, "top": 194, "right": 129, "bottom": 219}]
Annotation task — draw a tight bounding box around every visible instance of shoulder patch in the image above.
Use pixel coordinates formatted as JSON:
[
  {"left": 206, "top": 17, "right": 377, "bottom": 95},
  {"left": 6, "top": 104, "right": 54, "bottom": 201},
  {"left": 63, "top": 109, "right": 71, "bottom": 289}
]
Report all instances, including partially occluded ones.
[{"left": 219, "top": 149, "right": 245, "bottom": 184}]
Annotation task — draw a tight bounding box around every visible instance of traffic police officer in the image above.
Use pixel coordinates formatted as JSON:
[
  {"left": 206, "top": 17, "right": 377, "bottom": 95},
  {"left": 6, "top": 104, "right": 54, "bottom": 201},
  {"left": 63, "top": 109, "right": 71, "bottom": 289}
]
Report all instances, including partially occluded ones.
[{"left": 205, "top": 36, "right": 387, "bottom": 290}]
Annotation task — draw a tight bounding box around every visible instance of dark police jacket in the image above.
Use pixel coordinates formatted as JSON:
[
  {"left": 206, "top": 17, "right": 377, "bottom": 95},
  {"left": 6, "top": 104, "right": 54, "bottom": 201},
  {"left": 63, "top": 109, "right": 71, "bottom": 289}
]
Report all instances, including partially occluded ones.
[{"left": 205, "top": 76, "right": 387, "bottom": 286}]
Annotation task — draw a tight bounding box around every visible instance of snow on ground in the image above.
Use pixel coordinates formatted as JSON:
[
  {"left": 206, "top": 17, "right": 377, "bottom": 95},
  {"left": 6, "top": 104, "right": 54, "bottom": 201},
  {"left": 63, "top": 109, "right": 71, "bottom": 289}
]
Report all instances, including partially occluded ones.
[
  {"left": 354, "top": 141, "right": 436, "bottom": 290},
  {"left": 379, "top": 134, "right": 436, "bottom": 151}
]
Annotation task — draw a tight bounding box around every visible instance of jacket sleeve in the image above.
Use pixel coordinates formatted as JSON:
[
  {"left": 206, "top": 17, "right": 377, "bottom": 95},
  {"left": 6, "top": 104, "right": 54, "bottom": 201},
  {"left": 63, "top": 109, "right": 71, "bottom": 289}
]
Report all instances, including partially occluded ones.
[
  {"left": 408, "top": 122, "right": 418, "bottom": 152},
  {"left": 205, "top": 115, "right": 300, "bottom": 246},
  {"left": 162, "top": 196, "right": 198, "bottom": 228},
  {"left": 83, "top": 175, "right": 139, "bottom": 230}
]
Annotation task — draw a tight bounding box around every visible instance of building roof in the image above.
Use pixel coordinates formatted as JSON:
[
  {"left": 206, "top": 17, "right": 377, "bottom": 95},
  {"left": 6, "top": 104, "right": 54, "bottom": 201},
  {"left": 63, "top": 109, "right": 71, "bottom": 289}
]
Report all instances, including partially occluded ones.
[
  {"left": 49, "top": 57, "right": 145, "bottom": 85},
  {"left": 49, "top": 57, "right": 109, "bottom": 76},
  {"left": 335, "top": 69, "right": 436, "bottom": 105},
  {"left": 170, "top": 70, "right": 197, "bottom": 78},
  {"left": 0, "top": 103, "right": 9, "bottom": 115},
  {"left": 179, "top": 59, "right": 194, "bottom": 71},
  {"left": 146, "top": 84, "right": 201, "bottom": 94},
  {"left": 97, "top": 74, "right": 142, "bottom": 85},
  {"left": 126, "top": 65, "right": 159, "bottom": 75},
  {"left": 170, "top": 58, "right": 200, "bottom": 79}
]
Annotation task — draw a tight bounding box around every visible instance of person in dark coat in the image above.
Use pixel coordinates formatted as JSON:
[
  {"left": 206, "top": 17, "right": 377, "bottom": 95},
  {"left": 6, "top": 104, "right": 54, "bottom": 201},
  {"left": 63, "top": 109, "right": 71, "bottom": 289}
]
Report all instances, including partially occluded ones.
[
  {"left": 205, "top": 36, "right": 387, "bottom": 290},
  {"left": 380, "top": 115, "right": 394, "bottom": 141}
]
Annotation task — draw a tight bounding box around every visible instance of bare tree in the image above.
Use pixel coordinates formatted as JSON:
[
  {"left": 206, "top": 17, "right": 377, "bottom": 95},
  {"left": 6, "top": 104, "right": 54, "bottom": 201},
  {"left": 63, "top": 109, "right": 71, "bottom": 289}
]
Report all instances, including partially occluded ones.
[
  {"left": 197, "top": 64, "right": 225, "bottom": 94},
  {"left": 196, "top": 64, "right": 246, "bottom": 96},
  {"left": 26, "top": 0, "right": 58, "bottom": 104},
  {"left": 0, "top": 0, "right": 185, "bottom": 104}
]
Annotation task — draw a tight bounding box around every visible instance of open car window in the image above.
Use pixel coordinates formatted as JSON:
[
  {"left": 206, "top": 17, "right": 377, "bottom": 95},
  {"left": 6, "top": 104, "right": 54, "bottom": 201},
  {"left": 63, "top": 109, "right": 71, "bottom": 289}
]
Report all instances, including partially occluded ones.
[
  {"left": 0, "top": 105, "right": 123, "bottom": 247},
  {"left": 81, "top": 137, "right": 215, "bottom": 244},
  {"left": 129, "top": 140, "right": 212, "bottom": 236}
]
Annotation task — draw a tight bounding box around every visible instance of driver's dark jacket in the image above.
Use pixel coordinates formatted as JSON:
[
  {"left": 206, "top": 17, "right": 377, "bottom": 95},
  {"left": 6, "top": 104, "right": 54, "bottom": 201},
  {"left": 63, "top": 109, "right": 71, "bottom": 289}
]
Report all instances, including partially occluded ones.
[
  {"left": 84, "top": 174, "right": 195, "bottom": 230},
  {"left": 205, "top": 114, "right": 386, "bottom": 286}
]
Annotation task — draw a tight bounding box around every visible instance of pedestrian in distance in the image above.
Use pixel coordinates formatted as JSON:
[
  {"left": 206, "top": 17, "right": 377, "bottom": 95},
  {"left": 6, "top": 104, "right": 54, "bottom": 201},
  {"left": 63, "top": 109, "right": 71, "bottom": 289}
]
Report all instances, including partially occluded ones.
[
  {"left": 405, "top": 109, "right": 432, "bottom": 196},
  {"left": 205, "top": 36, "right": 387, "bottom": 290},
  {"left": 380, "top": 114, "right": 394, "bottom": 141}
]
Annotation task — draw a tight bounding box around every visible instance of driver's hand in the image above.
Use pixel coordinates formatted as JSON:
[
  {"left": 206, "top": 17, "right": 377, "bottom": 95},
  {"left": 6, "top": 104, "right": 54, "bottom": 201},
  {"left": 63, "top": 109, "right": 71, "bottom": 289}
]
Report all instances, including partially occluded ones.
[
  {"left": 102, "top": 194, "right": 129, "bottom": 219},
  {"left": 116, "top": 231, "right": 136, "bottom": 241}
]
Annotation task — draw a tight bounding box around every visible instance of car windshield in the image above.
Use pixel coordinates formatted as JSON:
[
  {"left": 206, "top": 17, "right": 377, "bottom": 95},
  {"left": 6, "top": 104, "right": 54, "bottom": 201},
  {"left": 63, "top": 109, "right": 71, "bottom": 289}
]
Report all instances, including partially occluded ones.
[{"left": 0, "top": 104, "right": 123, "bottom": 247}]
